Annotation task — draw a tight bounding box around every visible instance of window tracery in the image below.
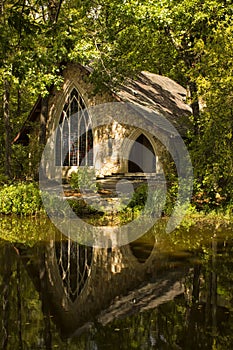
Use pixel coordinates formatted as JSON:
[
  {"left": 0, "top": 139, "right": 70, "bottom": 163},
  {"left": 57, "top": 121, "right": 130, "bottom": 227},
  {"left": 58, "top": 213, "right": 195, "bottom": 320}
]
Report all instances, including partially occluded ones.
[{"left": 56, "top": 88, "right": 93, "bottom": 166}]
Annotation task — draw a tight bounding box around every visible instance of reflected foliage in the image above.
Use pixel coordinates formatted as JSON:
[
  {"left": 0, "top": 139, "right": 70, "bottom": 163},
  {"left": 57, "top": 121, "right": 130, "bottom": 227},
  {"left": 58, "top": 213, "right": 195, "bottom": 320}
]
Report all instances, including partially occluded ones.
[
  {"left": 1, "top": 219, "right": 233, "bottom": 349},
  {"left": 0, "top": 215, "right": 57, "bottom": 245}
]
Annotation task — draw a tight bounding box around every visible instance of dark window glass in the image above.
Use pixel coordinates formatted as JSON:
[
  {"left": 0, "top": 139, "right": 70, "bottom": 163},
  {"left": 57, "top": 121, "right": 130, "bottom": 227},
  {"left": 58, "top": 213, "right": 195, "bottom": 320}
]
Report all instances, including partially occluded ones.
[{"left": 55, "top": 88, "right": 93, "bottom": 166}]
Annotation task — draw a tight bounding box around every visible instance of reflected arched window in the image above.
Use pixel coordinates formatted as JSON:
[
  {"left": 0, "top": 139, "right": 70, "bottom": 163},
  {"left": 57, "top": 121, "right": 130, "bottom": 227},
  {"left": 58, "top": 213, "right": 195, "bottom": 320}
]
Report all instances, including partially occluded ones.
[
  {"left": 55, "top": 239, "right": 93, "bottom": 302},
  {"left": 56, "top": 88, "right": 93, "bottom": 166}
]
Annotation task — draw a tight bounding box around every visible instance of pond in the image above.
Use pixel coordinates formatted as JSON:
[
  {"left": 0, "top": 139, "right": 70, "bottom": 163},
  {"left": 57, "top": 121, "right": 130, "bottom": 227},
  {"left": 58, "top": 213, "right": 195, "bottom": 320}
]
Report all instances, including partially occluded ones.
[{"left": 0, "top": 215, "right": 233, "bottom": 349}]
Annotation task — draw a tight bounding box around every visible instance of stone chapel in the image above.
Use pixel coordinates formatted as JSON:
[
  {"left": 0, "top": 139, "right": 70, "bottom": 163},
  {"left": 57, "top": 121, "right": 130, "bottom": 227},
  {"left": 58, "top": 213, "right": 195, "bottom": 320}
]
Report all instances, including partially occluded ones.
[{"left": 14, "top": 63, "right": 192, "bottom": 179}]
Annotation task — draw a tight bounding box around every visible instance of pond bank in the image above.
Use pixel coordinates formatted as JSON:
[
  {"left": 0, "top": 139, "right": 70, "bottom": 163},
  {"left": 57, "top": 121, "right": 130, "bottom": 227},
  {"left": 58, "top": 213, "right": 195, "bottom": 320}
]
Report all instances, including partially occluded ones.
[{"left": 0, "top": 180, "right": 232, "bottom": 229}]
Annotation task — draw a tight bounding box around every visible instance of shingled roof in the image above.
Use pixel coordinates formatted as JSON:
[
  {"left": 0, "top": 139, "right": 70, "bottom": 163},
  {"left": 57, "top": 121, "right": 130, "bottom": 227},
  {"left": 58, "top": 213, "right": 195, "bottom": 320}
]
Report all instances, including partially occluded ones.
[{"left": 116, "top": 71, "right": 192, "bottom": 135}]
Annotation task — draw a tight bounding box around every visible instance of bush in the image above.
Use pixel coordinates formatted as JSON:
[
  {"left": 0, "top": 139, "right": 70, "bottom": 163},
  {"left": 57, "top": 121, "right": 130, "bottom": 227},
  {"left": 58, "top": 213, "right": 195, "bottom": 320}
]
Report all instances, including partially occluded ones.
[
  {"left": 128, "top": 183, "right": 166, "bottom": 216},
  {"left": 0, "top": 182, "right": 43, "bottom": 215},
  {"left": 69, "top": 167, "right": 98, "bottom": 192},
  {"left": 128, "top": 184, "right": 148, "bottom": 209}
]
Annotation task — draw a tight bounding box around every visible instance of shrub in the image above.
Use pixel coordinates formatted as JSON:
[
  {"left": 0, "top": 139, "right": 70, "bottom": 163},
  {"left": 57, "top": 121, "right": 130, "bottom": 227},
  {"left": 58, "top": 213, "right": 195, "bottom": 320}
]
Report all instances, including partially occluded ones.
[
  {"left": 128, "top": 183, "right": 166, "bottom": 217},
  {"left": 69, "top": 167, "right": 98, "bottom": 192},
  {"left": 0, "top": 182, "right": 43, "bottom": 215},
  {"left": 128, "top": 184, "right": 148, "bottom": 209}
]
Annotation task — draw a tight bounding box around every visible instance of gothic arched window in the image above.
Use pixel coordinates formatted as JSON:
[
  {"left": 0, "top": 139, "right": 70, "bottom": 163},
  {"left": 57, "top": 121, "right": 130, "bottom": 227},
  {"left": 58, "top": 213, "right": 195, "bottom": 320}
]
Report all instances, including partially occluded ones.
[
  {"left": 55, "top": 238, "right": 93, "bottom": 302},
  {"left": 56, "top": 88, "right": 93, "bottom": 166}
]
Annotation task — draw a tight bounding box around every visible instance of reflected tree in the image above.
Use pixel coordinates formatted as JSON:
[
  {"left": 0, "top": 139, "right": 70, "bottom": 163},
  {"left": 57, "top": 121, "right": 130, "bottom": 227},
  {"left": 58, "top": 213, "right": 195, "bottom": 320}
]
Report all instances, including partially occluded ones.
[{"left": 0, "top": 244, "right": 13, "bottom": 350}]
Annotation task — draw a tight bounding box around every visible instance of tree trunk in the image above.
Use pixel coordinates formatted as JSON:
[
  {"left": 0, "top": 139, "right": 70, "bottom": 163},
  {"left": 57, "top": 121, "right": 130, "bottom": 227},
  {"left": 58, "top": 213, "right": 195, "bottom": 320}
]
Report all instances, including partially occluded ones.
[
  {"left": 16, "top": 260, "right": 23, "bottom": 350},
  {"left": 211, "top": 238, "right": 217, "bottom": 337},
  {"left": 48, "top": 0, "right": 63, "bottom": 23},
  {"left": 192, "top": 264, "right": 201, "bottom": 302},
  {"left": 3, "top": 79, "right": 11, "bottom": 178},
  {"left": 39, "top": 96, "right": 49, "bottom": 146},
  {"left": 36, "top": 96, "right": 49, "bottom": 180},
  {"left": 17, "top": 88, "right": 21, "bottom": 119},
  {"left": 188, "top": 80, "right": 200, "bottom": 136},
  {"left": 1, "top": 245, "right": 12, "bottom": 350}
]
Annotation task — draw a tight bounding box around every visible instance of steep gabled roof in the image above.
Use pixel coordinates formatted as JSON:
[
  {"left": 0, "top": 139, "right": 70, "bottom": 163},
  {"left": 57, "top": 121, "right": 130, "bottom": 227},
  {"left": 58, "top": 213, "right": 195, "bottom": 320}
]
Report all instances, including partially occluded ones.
[
  {"left": 14, "top": 65, "right": 192, "bottom": 144},
  {"left": 116, "top": 71, "right": 192, "bottom": 135}
]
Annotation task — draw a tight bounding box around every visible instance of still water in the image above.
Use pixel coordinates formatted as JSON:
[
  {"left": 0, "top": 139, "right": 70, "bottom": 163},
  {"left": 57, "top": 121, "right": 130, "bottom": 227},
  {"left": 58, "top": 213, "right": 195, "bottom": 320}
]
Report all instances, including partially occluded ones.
[{"left": 1, "top": 215, "right": 233, "bottom": 349}]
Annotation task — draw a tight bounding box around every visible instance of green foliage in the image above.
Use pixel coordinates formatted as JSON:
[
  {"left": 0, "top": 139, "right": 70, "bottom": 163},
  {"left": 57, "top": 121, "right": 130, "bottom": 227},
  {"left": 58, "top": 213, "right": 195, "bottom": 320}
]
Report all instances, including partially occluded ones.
[
  {"left": 188, "top": 19, "right": 233, "bottom": 208},
  {"left": 41, "top": 191, "right": 97, "bottom": 218},
  {"left": 0, "top": 174, "right": 10, "bottom": 185},
  {"left": 163, "top": 180, "right": 178, "bottom": 216},
  {"left": 0, "top": 182, "right": 43, "bottom": 215},
  {"left": 0, "top": 216, "right": 56, "bottom": 245},
  {"left": 68, "top": 198, "right": 98, "bottom": 215},
  {"left": 69, "top": 167, "right": 98, "bottom": 192},
  {"left": 127, "top": 183, "right": 166, "bottom": 217},
  {"left": 128, "top": 184, "right": 148, "bottom": 209},
  {"left": 41, "top": 191, "right": 69, "bottom": 217}
]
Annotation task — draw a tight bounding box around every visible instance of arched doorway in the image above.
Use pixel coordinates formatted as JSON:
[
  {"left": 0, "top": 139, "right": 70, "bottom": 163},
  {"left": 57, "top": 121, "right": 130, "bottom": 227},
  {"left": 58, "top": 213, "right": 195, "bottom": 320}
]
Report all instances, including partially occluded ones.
[{"left": 128, "top": 134, "right": 156, "bottom": 173}]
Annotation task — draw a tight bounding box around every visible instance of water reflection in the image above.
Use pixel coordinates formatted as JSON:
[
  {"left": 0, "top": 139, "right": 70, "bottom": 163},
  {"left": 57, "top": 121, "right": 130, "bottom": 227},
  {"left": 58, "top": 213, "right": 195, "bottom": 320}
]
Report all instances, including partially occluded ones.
[
  {"left": 55, "top": 240, "right": 93, "bottom": 302},
  {"left": 0, "top": 218, "right": 233, "bottom": 349}
]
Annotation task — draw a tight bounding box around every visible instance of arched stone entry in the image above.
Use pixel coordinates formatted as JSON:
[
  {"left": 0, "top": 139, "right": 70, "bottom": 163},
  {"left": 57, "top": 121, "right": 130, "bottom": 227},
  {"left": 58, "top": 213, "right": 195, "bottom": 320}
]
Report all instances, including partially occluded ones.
[{"left": 128, "top": 134, "right": 156, "bottom": 173}]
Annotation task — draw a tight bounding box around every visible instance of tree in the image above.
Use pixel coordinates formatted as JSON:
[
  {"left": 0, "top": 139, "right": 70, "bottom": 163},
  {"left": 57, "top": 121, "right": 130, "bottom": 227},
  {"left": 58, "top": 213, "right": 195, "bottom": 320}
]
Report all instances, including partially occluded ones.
[
  {"left": 0, "top": 0, "right": 68, "bottom": 178},
  {"left": 76, "top": 0, "right": 232, "bottom": 205}
]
